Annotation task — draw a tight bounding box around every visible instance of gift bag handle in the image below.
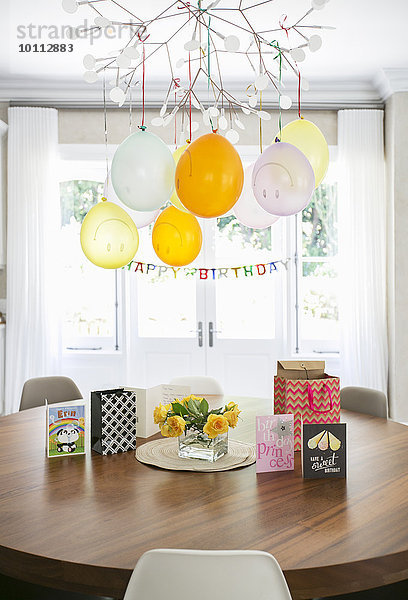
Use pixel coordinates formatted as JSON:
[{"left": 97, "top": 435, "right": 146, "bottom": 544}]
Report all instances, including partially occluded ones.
[{"left": 307, "top": 383, "right": 333, "bottom": 413}]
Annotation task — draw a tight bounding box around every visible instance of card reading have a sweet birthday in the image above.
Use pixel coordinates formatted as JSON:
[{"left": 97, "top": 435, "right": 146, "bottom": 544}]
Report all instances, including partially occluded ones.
[
  {"left": 256, "top": 414, "right": 294, "bottom": 473},
  {"left": 302, "top": 423, "right": 346, "bottom": 479},
  {"left": 47, "top": 400, "right": 86, "bottom": 458}
]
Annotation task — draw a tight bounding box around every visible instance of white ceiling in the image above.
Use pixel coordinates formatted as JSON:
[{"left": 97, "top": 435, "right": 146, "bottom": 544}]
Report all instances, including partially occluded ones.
[{"left": 0, "top": 0, "right": 407, "bottom": 106}]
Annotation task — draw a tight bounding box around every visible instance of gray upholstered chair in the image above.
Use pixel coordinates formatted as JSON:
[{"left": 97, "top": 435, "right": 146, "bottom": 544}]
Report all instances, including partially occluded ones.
[
  {"left": 20, "top": 376, "right": 83, "bottom": 411},
  {"left": 340, "top": 386, "right": 388, "bottom": 418}
]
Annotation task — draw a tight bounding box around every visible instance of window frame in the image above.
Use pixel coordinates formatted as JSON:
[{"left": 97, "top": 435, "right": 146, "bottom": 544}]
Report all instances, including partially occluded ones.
[{"left": 58, "top": 144, "right": 124, "bottom": 354}]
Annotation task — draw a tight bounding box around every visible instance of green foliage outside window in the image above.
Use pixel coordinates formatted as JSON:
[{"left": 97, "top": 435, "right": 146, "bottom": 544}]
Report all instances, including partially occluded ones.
[
  {"left": 217, "top": 215, "right": 272, "bottom": 251},
  {"left": 302, "top": 182, "right": 337, "bottom": 264},
  {"left": 60, "top": 180, "right": 103, "bottom": 226}
]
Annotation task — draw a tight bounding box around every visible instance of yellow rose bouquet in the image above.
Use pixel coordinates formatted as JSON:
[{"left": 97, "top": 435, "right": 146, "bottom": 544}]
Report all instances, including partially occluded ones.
[{"left": 153, "top": 396, "right": 241, "bottom": 462}]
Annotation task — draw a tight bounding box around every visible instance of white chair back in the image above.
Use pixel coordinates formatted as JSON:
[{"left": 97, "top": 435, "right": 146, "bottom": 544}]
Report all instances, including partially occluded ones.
[
  {"left": 170, "top": 376, "right": 224, "bottom": 409},
  {"left": 123, "top": 549, "right": 292, "bottom": 600},
  {"left": 340, "top": 386, "right": 388, "bottom": 418}
]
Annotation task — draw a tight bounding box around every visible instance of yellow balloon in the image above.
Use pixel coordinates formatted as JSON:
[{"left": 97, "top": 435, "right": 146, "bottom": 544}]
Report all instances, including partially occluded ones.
[
  {"left": 170, "top": 144, "right": 190, "bottom": 212},
  {"left": 274, "top": 119, "right": 329, "bottom": 188},
  {"left": 80, "top": 199, "right": 139, "bottom": 269},
  {"left": 152, "top": 206, "right": 202, "bottom": 267},
  {"left": 175, "top": 133, "right": 244, "bottom": 218}
]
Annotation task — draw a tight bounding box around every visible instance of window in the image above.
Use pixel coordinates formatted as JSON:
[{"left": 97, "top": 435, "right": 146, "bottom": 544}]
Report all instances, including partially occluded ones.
[
  {"left": 59, "top": 177, "right": 119, "bottom": 351},
  {"left": 294, "top": 161, "right": 339, "bottom": 354}
]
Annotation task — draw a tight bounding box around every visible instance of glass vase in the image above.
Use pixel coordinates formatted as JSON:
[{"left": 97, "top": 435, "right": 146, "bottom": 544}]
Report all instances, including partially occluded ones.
[{"left": 178, "top": 428, "right": 228, "bottom": 462}]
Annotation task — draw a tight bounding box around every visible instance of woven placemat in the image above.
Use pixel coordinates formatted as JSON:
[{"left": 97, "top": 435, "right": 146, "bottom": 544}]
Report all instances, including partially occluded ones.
[{"left": 135, "top": 438, "right": 256, "bottom": 472}]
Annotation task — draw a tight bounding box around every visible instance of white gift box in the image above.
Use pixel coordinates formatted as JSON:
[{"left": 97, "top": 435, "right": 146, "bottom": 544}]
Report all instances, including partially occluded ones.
[{"left": 125, "top": 384, "right": 191, "bottom": 438}]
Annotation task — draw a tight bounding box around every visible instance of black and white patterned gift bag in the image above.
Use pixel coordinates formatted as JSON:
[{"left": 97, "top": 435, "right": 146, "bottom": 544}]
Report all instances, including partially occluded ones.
[{"left": 91, "top": 388, "right": 137, "bottom": 455}]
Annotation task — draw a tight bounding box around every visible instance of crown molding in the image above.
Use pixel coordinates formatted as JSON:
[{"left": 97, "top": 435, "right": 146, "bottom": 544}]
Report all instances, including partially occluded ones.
[
  {"left": 0, "top": 77, "right": 385, "bottom": 110},
  {"left": 373, "top": 68, "right": 408, "bottom": 101}
]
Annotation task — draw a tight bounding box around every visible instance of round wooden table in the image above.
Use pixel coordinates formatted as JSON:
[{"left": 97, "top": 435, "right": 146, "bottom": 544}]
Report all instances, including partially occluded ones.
[{"left": 1, "top": 400, "right": 408, "bottom": 600}]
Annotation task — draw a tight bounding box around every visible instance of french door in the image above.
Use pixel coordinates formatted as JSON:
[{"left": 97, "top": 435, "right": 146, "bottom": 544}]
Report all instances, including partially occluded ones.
[{"left": 127, "top": 215, "right": 287, "bottom": 398}]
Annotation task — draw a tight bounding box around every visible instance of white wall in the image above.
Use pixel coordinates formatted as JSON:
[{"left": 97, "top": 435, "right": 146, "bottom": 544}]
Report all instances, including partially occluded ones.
[{"left": 385, "top": 92, "right": 408, "bottom": 421}]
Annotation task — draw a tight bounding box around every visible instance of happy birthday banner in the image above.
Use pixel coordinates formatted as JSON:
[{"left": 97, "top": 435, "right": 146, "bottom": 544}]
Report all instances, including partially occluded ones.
[{"left": 124, "top": 258, "right": 290, "bottom": 279}]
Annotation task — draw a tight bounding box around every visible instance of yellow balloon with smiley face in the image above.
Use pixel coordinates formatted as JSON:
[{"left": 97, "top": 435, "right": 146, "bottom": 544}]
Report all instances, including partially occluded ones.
[
  {"left": 80, "top": 199, "right": 139, "bottom": 269},
  {"left": 175, "top": 133, "right": 244, "bottom": 218},
  {"left": 152, "top": 206, "right": 202, "bottom": 267}
]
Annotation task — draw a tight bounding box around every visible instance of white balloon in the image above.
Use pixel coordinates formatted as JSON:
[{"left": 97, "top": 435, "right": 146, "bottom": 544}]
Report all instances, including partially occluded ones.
[
  {"left": 176, "top": 58, "right": 185, "bottom": 68},
  {"left": 104, "top": 173, "right": 160, "bottom": 228},
  {"left": 83, "top": 70, "right": 98, "bottom": 83},
  {"left": 110, "top": 87, "right": 125, "bottom": 104},
  {"left": 235, "top": 118, "right": 245, "bottom": 130},
  {"left": 312, "top": 0, "right": 326, "bottom": 8},
  {"left": 226, "top": 129, "right": 239, "bottom": 144},
  {"left": 234, "top": 164, "right": 280, "bottom": 229},
  {"left": 308, "top": 34, "right": 322, "bottom": 52},
  {"left": 83, "top": 54, "right": 96, "bottom": 70},
  {"left": 241, "top": 103, "right": 251, "bottom": 115},
  {"left": 255, "top": 73, "right": 269, "bottom": 91},
  {"left": 208, "top": 106, "right": 220, "bottom": 117},
  {"left": 62, "top": 0, "right": 78, "bottom": 14},
  {"left": 111, "top": 130, "right": 175, "bottom": 212},
  {"left": 151, "top": 117, "right": 164, "bottom": 127},
  {"left": 224, "top": 35, "right": 240, "bottom": 52},
  {"left": 202, "top": 110, "right": 211, "bottom": 127},
  {"left": 248, "top": 96, "right": 258, "bottom": 108},
  {"left": 252, "top": 142, "right": 315, "bottom": 216},
  {"left": 159, "top": 104, "right": 167, "bottom": 117},
  {"left": 279, "top": 95, "right": 292, "bottom": 110}
]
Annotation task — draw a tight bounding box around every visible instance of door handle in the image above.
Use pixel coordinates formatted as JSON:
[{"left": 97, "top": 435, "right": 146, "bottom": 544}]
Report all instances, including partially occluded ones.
[
  {"left": 189, "top": 321, "right": 203, "bottom": 347},
  {"left": 208, "top": 321, "right": 222, "bottom": 347}
]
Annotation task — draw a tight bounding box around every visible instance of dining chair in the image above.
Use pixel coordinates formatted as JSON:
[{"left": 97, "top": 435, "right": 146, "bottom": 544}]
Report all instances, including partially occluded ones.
[
  {"left": 340, "top": 386, "right": 388, "bottom": 418},
  {"left": 20, "top": 376, "right": 83, "bottom": 411},
  {"left": 123, "top": 549, "right": 293, "bottom": 600},
  {"left": 170, "top": 375, "right": 224, "bottom": 408}
]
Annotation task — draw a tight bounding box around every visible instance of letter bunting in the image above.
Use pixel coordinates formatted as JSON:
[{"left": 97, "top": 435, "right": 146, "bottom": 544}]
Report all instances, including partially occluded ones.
[{"left": 123, "top": 259, "right": 290, "bottom": 279}]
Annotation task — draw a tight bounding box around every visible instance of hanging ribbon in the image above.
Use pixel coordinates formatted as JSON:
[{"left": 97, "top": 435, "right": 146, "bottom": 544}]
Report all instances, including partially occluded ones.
[
  {"left": 269, "top": 39, "right": 283, "bottom": 140},
  {"left": 173, "top": 77, "right": 180, "bottom": 145}
]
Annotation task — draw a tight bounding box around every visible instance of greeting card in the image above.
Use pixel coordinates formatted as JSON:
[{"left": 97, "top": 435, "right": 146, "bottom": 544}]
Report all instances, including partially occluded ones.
[
  {"left": 47, "top": 400, "right": 86, "bottom": 458},
  {"left": 256, "top": 414, "right": 294, "bottom": 473},
  {"left": 302, "top": 423, "right": 346, "bottom": 478}
]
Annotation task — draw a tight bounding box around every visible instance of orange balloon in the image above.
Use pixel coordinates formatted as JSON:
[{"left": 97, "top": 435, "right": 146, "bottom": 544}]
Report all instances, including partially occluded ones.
[
  {"left": 175, "top": 133, "right": 244, "bottom": 218},
  {"left": 152, "top": 206, "right": 202, "bottom": 267}
]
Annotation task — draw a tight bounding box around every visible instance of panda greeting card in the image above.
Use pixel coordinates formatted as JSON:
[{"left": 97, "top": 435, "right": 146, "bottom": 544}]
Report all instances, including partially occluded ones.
[{"left": 47, "top": 400, "right": 86, "bottom": 458}]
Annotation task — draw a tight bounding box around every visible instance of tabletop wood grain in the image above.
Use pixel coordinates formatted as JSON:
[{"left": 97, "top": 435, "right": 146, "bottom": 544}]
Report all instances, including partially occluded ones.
[{"left": 0, "top": 398, "right": 408, "bottom": 600}]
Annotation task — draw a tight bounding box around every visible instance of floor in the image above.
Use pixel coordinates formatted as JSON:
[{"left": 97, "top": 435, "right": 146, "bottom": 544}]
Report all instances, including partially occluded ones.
[{"left": 1, "top": 574, "right": 408, "bottom": 599}]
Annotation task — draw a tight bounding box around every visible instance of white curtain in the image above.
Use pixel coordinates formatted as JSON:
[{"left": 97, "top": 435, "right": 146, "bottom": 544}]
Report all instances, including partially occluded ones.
[
  {"left": 338, "top": 109, "right": 388, "bottom": 395},
  {"left": 5, "top": 107, "right": 61, "bottom": 414}
]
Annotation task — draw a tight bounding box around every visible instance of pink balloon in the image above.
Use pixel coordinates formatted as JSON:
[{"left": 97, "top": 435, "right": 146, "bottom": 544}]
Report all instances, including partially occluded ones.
[
  {"left": 252, "top": 142, "right": 315, "bottom": 216},
  {"left": 233, "top": 164, "right": 279, "bottom": 229},
  {"left": 104, "top": 173, "right": 160, "bottom": 229}
]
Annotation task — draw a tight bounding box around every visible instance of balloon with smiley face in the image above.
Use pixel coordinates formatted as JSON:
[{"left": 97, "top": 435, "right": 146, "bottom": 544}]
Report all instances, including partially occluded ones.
[
  {"left": 152, "top": 206, "right": 202, "bottom": 267},
  {"left": 80, "top": 199, "right": 139, "bottom": 269},
  {"left": 274, "top": 119, "right": 329, "bottom": 188},
  {"left": 111, "top": 129, "right": 175, "bottom": 212},
  {"left": 252, "top": 142, "right": 315, "bottom": 217},
  {"left": 234, "top": 164, "right": 280, "bottom": 230},
  {"left": 175, "top": 133, "right": 244, "bottom": 218}
]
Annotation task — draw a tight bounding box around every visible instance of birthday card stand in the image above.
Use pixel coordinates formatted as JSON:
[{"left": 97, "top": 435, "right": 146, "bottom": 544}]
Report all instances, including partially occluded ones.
[{"left": 46, "top": 399, "right": 86, "bottom": 458}]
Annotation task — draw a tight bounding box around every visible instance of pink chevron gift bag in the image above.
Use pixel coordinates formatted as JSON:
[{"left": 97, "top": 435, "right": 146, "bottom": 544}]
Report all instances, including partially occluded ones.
[{"left": 274, "top": 361, "right": 340, "bottom": 451}]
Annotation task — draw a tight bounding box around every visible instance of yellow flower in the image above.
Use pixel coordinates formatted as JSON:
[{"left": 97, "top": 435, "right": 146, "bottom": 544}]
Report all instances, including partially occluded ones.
[
  {"left": 153, "top": 403, "right": 171, "bottom": 425},
  {"left": 226, "top": 401, "right": 238, "bottom": 411},
  {"left": 183, "top": 394, "right": 204, "bottom": 405},
  {"left": 203, "top": 414, "right": 229, "bottom": 439},
  {"left": 224, "top": 409, "right": 240, "bottom": 428},
  {"left": 160, "top": 415, "right": 186, "bottom": 438}
]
